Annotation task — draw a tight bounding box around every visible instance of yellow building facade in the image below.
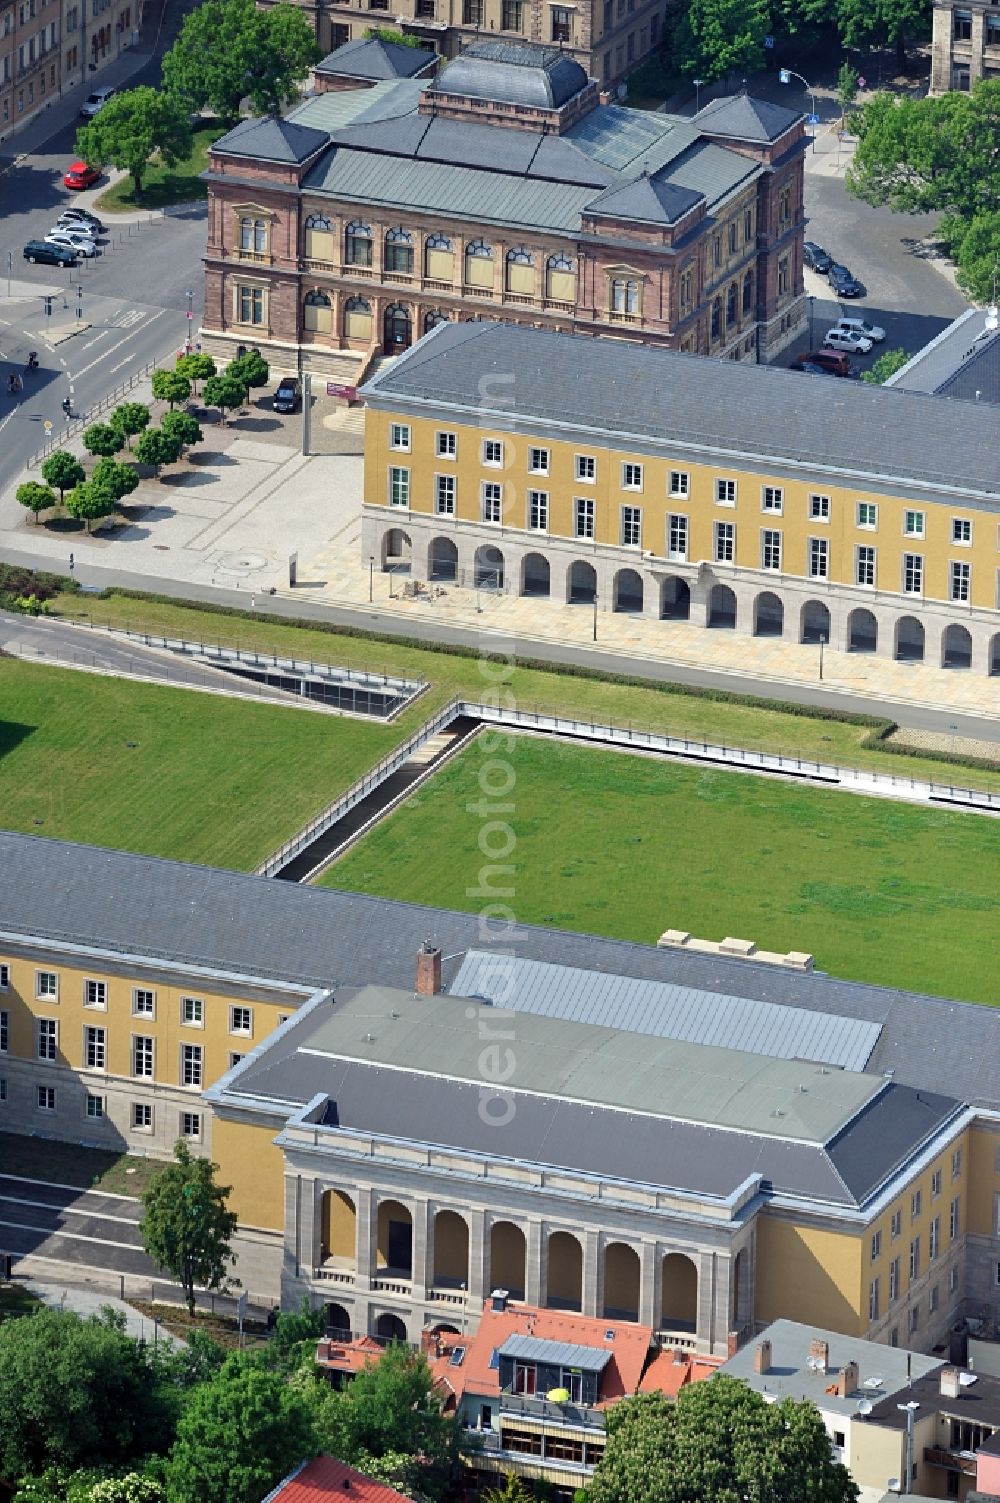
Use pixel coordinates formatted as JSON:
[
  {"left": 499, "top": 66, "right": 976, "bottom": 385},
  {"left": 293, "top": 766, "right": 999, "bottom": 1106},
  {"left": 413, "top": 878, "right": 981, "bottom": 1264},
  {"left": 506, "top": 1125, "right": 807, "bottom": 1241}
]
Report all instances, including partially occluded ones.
[{"left": 360, "top": 322, "right": 1000, "bottom": 674}]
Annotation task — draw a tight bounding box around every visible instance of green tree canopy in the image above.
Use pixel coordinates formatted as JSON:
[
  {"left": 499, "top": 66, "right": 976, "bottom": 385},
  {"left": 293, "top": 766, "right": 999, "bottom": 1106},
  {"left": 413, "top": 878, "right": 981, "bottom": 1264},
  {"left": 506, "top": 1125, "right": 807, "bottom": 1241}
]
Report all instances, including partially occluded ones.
[
  {"left": 946, "top": 208, "right": 1000, "bottom": 302},
  {"left": 228, "top": 350, "right": 269, "bottom": 389},
  {"left": 836, "top": 0, "right": 931, "bottom": 67},
  {"left": 862, "top": 346, "right": 910, "bottom": 383},
  {"left": 135, "top": 428, "right": 183, "bottom": 473},
  {"left": 162, "top": 0, "right": 320, "bottom": 122},
  {"left": 41, "top": 449, "right": 85, "bottom": 500},
  {"left": 673, "top": 0, "right": 770, "bottom": 80},
  {"left": 203, "top": 372, "right": 247, "bottom": 423},
  {"left": 91, "top": 456, "right": 141, "bottom": 500},
  {"left": 590, "top": 1378, "right": 858, "bottom": 1503},
  {"left": 161, "top": 409, "right": 204, "bottom": 451},
  {"left": 140, "top": 1139, "right": 238, "bottom": 1314},
  {"left": 17, "top": 480, "right": 57, "bottom": 522},
  {"left": 75, "top": 87, "right": 191, "bottom": 198},
  {"left": 82, "top": 422, "right": 125, "bottom": 458},
  {"left": 164, "top": 1358, "right": 317, "bottom": 1503},
  {"left": 363, "top": 25, "right": 425, "bottom": 46},
  {"left": 316, "top": 1343, "right": 460, "bottom": 1500},
  {"left": 0, "top": 1309, "right": 171, "bottom": 1480},
  {"left": 65, "top": 479, "right": 117, "bottom": 531},
  {"left": 175, "top": 353, "right": 217, "bottom": 391},
  {"left": 151, "top": 370, "right": 191, "bottom": 410},
  {"left": 109, "top": 402, "right": 151, "bottom": 446}
]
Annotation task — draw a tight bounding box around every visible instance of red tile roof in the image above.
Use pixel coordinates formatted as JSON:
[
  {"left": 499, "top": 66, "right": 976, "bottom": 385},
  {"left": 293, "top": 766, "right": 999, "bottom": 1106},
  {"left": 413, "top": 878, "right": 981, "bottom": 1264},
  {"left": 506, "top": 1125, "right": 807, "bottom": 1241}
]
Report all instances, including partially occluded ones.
[
  {"left": 426, "top": 1303, "right": 654, "bottom": 1408},
  {"left": 638, "top": 1349, "right": 722, "bottom": 1398},
  {"left": 266, "top": 1456, "right": 407, "bottom": 1503},
  {"left": 315, "top": 1335, "right": 384, "bottom": 1376}
]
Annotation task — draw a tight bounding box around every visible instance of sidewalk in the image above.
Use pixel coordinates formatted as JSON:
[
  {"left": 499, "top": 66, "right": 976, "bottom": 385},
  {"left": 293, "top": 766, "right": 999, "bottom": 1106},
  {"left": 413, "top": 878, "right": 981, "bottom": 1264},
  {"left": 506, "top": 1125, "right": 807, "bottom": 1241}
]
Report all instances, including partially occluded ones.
[{"left": 21, "top": 1274, "right": 186, "bottom": 1346}]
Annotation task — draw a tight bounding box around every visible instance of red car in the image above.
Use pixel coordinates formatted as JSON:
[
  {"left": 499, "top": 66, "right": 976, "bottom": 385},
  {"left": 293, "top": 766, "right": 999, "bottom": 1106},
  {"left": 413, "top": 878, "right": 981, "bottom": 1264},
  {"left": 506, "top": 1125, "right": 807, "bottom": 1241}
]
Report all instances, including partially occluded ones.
[{"left": 64, "top": 160, "right": 100, "bottom": 190}]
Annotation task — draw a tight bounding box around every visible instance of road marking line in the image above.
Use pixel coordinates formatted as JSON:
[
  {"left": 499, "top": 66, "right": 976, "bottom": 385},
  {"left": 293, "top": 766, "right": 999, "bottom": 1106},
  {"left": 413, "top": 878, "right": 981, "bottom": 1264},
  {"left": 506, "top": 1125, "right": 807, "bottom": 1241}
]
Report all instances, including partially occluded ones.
[
  {"left": 109, "top": 354, "right": 135, "bottom": 374},
  {"left": 0, "top": 1193, "right": 141, "bottom": 1225},
  {"left": 71, "top": 309, "right": 163, "bottom": 381},
  {"left": 0, "top": 1219, "right": 142, "bottom": 1251},
  {"left": 0, "top": 1172, "right": 138, "bottom": 1202}
]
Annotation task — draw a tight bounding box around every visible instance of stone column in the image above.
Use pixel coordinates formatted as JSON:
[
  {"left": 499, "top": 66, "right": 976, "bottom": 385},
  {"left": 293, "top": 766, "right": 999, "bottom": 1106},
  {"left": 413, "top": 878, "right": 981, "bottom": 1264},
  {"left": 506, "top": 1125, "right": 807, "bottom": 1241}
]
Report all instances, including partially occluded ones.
[
  {"left": 697, "top": 1249, "right": 718, "bottom": 1353},
  {"left": 689, "top": 565, "right": 711, "bottom": 629},
  {"left": 355, "top": 1186, "right": 377, "bottom": 1291},
  {"left": 300, "top": 1180, "right": 322, "bottom": 1276},
  {"left": 583, "top": 1229, "right": 602, "bottom": 1318},
  {"left": 639, "top": 1242, "right": 658, "bottom": 1328},
  {"left": 413, "top": 1200, "right": 432, "bottom": 1298},
  {"left": 970, "top": 626, "right": 991, "bottom": 676},
  {"left": 526, "top": 1219, "right": 545, "bottom": 1308},
  {"left": 971, "top": 10, "right": 986, "bottom": 79},
  {"left": 468, "top": 1208, "right": 487, "bottom": 1307},
  {"left": 285, "top": 1173, "right": 302, "bottom": 1279}
]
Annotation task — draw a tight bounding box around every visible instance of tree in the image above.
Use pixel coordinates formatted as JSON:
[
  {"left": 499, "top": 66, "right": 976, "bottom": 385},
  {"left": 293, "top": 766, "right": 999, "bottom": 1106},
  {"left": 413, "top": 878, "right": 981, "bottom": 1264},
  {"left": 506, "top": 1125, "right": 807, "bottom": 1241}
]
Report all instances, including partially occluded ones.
[
  {"left": 75, "top": 87, "right": 192, "bottom": 199},
  {"left": 91, "top": 456, "right": 141, "bottom": 500},
  {"left": 363, "top": 25, "right": 424, "bottom": 46},
  {"left": 948, "top": 209, "right": 1000, "bottom": 302},
  {"left": 837, "top": 61, "right": 859, "bottom": 125},
  {"left": 0, "top": 1308, "right": 171, "bottom": 1479},
  {"left": 151, "top": 369, "right": 191, "bottom": 410},
  {"left": 135, "top": 427, "right": 183, "bottom": 475},
  {"left": 161, "top": 409, "right": 204, "bottom": 453},
  {"left": 164, "top": 1358, "right": 317, "bottom": 1503},
  {"left": 203, "top": 372, "right": 248, "bottom": 424},
  {"left": 17, "top": 480, "right": 57, "bottom": 523},
  {"left": 82, "top": 422, "right": 125, "bottom": 459},
  {"left": 590, "top": 1378, "right": 858, "bottom": 1503},
  {"left": 41, "top": 448, "right": 86, "bottom": 501},
  {"left": 175, "top": 352, "right": 216, "bottom": 393},
  {"left": 228, "top": 350, "right": 269, "bottom": 390},
  {"left": 162, "top": 0, "right": 320, "bottom": 123},
  {"left": 140, "top": 1138, "right": 238, "bottom": 1314},
  {"left": 317, "top": 1343, "right": 460, "bottom": 1501},
  {"left": 673, "top": 0, "right": 770, "bottom": 81},
  {"left": 835, "top": 0, "right": 931, "bottom": 68},
  {"left": 862, "top": 346, "right": 910, "bottom": 383},
  {"left": 65, "top": 479, "right": 117, "bottom": 531},
  {"left": 109, "top": 402, "right": 151, "bottom": 448}
]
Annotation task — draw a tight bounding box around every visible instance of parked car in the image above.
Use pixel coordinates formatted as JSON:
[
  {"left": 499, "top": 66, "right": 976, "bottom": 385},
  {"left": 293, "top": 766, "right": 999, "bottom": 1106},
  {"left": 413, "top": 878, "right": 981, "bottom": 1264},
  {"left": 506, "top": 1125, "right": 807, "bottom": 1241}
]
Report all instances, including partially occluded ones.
[
  {"left": 823, "top": 326, "right": 873, "bottom": 354},
  {"left": 796, "top": 360, "right": 840, "bottom": 377},
  {"left": 80, "top": 86, "right": 115, "bottom": 118},
  {"left": 64, "top": 160, "right": 100, "bottom": 190},
  {"left": 23, "top": 239, "right": 77, "bottom": 267},
  {"left": 831, "top": 315, "right": 886, "bottom": 343},
  {"left": 273, "top": 377, "right": 302, "bottom": 414},
  {"left": 789, "top": 349, "right": 855, "bottom": 377},
  {"left": 57, "top": 206, "right": 105, "bottom": 233},
  {"left": 828, "top": 263, "right": 865, "bottom": 298},
  {"left": 803, "top": 241, "right": 833, "bottom": 273},
  {"left": 46, "top": 229, "right": 98, "bottom": 258}
]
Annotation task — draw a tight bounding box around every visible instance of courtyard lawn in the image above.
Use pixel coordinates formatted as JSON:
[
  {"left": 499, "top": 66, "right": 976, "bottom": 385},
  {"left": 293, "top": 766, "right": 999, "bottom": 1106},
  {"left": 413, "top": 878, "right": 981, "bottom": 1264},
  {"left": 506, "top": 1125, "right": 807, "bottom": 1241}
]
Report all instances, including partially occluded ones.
[
  {"left": 95, "top": 121, "right": 223, "bottom": 213},
  {"left": 0, "top": 657, "right": 395, "bottom": 870},
  {"left": 0, "top": 1130, "right": 164, "bottom": 1196},
  {"left": 56, "top": 592, "right": 1000, "bottom": 792},
  {"left": 319, "top": 735, "right": 1000, "bottom": 1006}
]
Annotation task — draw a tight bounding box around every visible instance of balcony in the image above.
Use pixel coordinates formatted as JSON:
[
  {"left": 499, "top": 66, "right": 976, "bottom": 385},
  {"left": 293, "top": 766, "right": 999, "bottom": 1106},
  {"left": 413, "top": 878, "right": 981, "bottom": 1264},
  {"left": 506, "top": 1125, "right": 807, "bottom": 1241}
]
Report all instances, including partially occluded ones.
[
  {"left": 925, "top": 1448, "right": 978, "bottom": 1477},
  {"left": 427, "top": 1286, "right": 466, "bottom": 1306},
  {"left": 498, "top": 1393, "right": 606, "bottom": 1432},
  {"left": 235, "top": 249, "right": 271, "bottom": 265},
  {"left": 340, "top": 262, "right": 375, "bottom": 279},
  {"left": 607, "top": 310, "right": 640, "bottom": 325},
  {"left": 424, "top": 278, "right": 454, "bottom": 293},
  {"left": 502, "top": 292, "right": 537, "bottom": 307},
  {"left": 313, "top": 1263, "right": 356, "bottom": 1285},
  {"left": 463, "top": 285, "right": 495, "bottom": 299},
  {"left": 371, "top": 1274, "right": 412, "bottom": 1295},
  {"left": 542, "top": 297, "right": 575, "bottom": 313},
  {"left": 383, "top": 268, "right": 415, "bottom": 286}
]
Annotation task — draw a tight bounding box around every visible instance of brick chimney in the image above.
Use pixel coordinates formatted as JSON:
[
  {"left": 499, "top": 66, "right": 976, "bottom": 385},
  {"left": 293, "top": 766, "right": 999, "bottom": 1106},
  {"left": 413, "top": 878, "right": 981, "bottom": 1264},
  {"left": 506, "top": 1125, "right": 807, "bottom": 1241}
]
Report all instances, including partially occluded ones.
[
  {"left": 940, "top": 1367, "right": 962, "bottom": 1398},
  {"left": 835, "top": 1359, "right": 860, "bottom": 1398},
  {"left": 753, "top": 1339, "right": 772, "bottom": 1374},
  {"left": 491, "top": 1289, "right": 509, "bottom": 1313},
  {"left": 416, "top": 940, "right": 442, "bottom": 996},
  {"left": 809, "top": 1337, "right": 830, "bottom": 1373},
  {"left": 727, "top": 1330, "right": 740, "bottom": 1358},
  {"left": 420, "top": 1327, "right": 442, "bottom": 1358}
]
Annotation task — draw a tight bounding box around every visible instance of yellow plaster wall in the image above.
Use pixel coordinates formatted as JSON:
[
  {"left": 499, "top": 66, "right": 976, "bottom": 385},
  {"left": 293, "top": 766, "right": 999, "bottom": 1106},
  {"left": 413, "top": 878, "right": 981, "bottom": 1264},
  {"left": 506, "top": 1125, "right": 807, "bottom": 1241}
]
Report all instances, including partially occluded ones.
[
  {"left": 756, "top": 1215, "right": 864, "bottom": 1333},
  {"left": 212, "top": 1115, "right": 285, "bottom": 1231}
]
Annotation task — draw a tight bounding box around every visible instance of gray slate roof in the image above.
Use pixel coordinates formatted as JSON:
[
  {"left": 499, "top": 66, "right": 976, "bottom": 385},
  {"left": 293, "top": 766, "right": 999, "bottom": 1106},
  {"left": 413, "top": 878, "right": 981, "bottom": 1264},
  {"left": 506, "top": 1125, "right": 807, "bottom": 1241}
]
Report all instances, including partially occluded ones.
[
  {"left": 500, "top": 1335, "right": 612, "bottom": 1371},
  {"left": 430, "top": 39, "right": 588, "bottom": 109},
  {"left": 362, "top": 321, "right": 1000, "bottom": 501},
  {"left": 450, "top": 951, "right": 883, "bottom": 1070},
  {"left": 889, "top": 308, "right": 1000, "bottom": 407},
  {"left": 695, "top": 91, "right": 801, "bottom": 143},
  {"left": 211, "top": 114, "right": 329, "bottom": 165},
  {"left": 2, "top": 830, "right": 998, "bottom": 1115},
  {"left": 315, "top": 36, "right": 436, "bottom": 82},
  {"left": 586, "top": 173, "right": 703, "bottom": 225}
]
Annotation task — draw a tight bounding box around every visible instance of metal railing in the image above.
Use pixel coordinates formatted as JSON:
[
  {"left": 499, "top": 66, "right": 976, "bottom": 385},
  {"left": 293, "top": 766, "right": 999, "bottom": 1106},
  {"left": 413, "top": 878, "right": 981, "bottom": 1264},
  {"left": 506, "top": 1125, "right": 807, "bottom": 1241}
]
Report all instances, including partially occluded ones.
[{"left": 26, "top": 357, "right": 157, "bottom": 468}]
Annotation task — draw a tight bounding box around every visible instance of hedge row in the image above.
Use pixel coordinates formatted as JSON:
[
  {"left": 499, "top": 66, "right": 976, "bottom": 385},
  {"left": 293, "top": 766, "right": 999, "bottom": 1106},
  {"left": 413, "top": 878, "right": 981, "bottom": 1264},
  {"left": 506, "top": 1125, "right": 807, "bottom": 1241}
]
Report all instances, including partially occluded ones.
[{"left": 0, "top": 564, "right": 80, "bottom": 607}]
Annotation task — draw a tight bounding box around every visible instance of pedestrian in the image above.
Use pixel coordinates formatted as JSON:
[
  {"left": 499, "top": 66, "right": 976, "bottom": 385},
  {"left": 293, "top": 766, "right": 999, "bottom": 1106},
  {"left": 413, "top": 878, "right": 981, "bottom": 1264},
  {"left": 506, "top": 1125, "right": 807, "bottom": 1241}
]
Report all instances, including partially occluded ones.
[
  {"left": 250, "top": 593, "right": 256, "bottom": 611},
  {"left": 68, "top": 553, "right": 75, "bottom": 572}
]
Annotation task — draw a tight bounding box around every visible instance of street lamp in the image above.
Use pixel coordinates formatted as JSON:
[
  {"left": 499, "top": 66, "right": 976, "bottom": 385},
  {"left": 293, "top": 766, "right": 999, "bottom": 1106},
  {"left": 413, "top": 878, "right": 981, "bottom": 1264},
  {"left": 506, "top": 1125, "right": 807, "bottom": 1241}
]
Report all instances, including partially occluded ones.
[
  {"left": 818, "top": 630, "right": 826, "bottom": 680},
  {"left": 779, "top": 67, "right": 818, "bottom": 152},
  {"left": 185, "top": 289, "right": 193, "bottom": 353},
  {"left": 592, "top": 589, "right": 599, "bottom": 642},
  {"left": 897, "top": 1402, "right": 919, "bottom": 1495},
  {"left": 368, "top": 553, "right": 375, "bottom": 603},
  {"left": 693, "top": 76, "right": 705, "bottom": 113}
]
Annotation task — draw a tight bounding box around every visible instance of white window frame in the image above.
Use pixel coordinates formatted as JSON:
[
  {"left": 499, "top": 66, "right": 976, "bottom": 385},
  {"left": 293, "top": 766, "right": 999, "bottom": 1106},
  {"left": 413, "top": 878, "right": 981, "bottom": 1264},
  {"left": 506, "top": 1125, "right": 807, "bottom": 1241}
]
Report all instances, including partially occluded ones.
[
  {"left": 436, "top": 431, "right": 457, "bottom": 459},
  {"left": 388, "top": 466, "right": 410, "bottom": 510},
  {"left": 388, "top": 423, "right": 410, "bottom": 452},
  {"left": 86, "top": 1092, "right": 104, "bottom": 1120},
  {"left": 871, "top": 1230, "right": 881, "bottom": 1262},
  {"left": 132, "top": 1102, "right": 153, "bottom": 1132},
  {"left": 181, "top": 1043, "right": 203, "bottom": 1089},
  {"left": 132, "top": 1035, "right": 154, "bottom": 1079},
  {"left": 482, "top": 481, "right": 503, "bottom": 525},
  {"left": 714, "top": 521, "right": 735, "bottom": 563},
  {"left": 36, "top": 970, "right": 58, "bottom": 1001},
  {"left": 528, "top": 446, "right": 549, "bottom": 476},
  {"left": 761, "top": 485, "right": 783, "bottom": 515},
  {"left": 37, "top": 1017, "right": 57, "bottom": 1061},
  {"left": 869, "top": 1276, "right": 880, "bottom": 1322},
  {"left": 903, "top": 509, "right": 925, "bottom": 540},
  {"left": 808, "top": 494, "right": 830, "bottom": 521},
  {"left": 902, "top": 553, "right": 924, "bottom": 596},
  {"left": 0, "top": 1078, "right": 7, "bottom": 1104},
  {"left": 621, "top": 505, "right": 642, "bottom": 549},
  {"left": 891, "top": 1209, "right": 902, "bottom": 1240},
  {"left": 621, "top": 462, "right": 643, "bottom": 492},
  {"left": 574, "top": 497, "right": 595, "bottom": 540},
  {"left": 669, "top": 470, "right": 689, "bottom": 498},
  {"left": 435, "top": 473, "right": 456, "bottom": 516},
  {"left": 181, "top": 995, "right": 204, "bottom": 1028},
  {"left": 952, "top": 517, "right": 972, "bottom": 546},
  {"left": 0, "top": 1009, "right": 7, "bottom": 1053},
  {"left": 952, "top": 1148, "right": 962, "bottom": 1180},
  {"left": 950, "top": 560, "right": 971, "bottom": 603},
  {"left": 84, "top": 979, "right": 107, "bottom": 1010},
  {"left": 527, "top": 490, "right": 548, "bottom": 532},
  {"left": 808, "top": 536, "right": 829, "bottom": 579},
  {"left": 84, "top": 1025, "right": 106, "bottom": 1071},
  {"left": 36, "top": 1084, "right": 56, "bottom": 1112},
  {"left": 856, "top": 502, "right": 878, "bottom": 530},
  {"left": 180, "top": 1110, "right": 202, "bottom": 1139},
  {"left": 575, "top": 454, "right": 596, "bottom": 483},
  {"left": 667, "top": 513, "right": 688, "bottom": 561},
  {"left": 716, "top": 478, "right": 736, "bottom": 506},
  {"left": 230, "top": 1051, "right": 245, "bottom": 1070},
  {"left": 229, "top": 1006, "right": 253, "bottom": 1037},
  {"left": 0, "top": 964, "right": 9, "bottom": 990},
  {"left": 761, "top": 528, "right": 782, "bottom": 572},
  {"left": 856, "top": 545, "right": 876, "bottom": 588},
  {"left": 132, "top": 987, "right": 155, "bottom": 1018},
  {"left": 482, "top": 438, "right": 504, "bottom": 468}
]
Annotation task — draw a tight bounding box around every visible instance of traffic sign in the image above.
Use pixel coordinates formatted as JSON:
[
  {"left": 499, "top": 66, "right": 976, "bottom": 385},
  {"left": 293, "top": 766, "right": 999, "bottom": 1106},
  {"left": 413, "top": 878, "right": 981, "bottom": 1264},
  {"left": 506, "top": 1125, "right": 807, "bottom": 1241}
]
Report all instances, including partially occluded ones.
[
  {"left": 764, "top": 33, "right": 774, "bottom": 46},
  {"left": 186, "top": 310, "right": 193, "bottom": 319},
  {"left": 43, "top": 420, "right": 53, "bottom": 433},
  {"left": 807, "top": 112, "right": 821, "bottom": 124},
  {"left": 858, "top": 75, "right": 866, "bottom": 87}
]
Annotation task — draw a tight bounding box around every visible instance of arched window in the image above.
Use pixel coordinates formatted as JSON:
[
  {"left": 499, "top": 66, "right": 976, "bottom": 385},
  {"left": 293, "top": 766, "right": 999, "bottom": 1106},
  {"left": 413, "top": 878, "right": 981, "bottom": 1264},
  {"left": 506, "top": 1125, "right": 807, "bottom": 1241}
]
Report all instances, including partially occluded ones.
[
  {"left": 545, "top": 253, "right": 576, "bottom": 303},
  {"left": 610, "top": 277, "right": 639, "bottom": 315},
  {"left": 345, "top": 220, "right": 372, "bottom": 268},
  {"left": 384, "top": 226, "right": 414, "bottom": 276},
  {"left": 424, "top": 309, "right": 449, "bottom": 332},
  {"left": 303, "top": 289, "right": 332, "bottom": 333},
  {"left": 239, "top": 216, "right": 267, "bottom": 255},
  {"left": 726, "top": 281, "right": 737, "bottom": 327},
  {"left": 344, "top": 295, "right": 373, "bottom": 339},
  {"left": 303, "top": 212, "right": 333, "bottom": 262},
  {"left": 711, "top": 296, "right": 721, "bottom": 341},
  {"left": 425, "top": 233, "right": 454, "bottom": 281},
  {"left": 742, "top": 270, "right": 754, "bottom": 314},
  {"left": 464, "top": 239, "right": 494, "bottom": 290},
  {"left": 506, "top": 245, "right": 535, "bottom": 295}
]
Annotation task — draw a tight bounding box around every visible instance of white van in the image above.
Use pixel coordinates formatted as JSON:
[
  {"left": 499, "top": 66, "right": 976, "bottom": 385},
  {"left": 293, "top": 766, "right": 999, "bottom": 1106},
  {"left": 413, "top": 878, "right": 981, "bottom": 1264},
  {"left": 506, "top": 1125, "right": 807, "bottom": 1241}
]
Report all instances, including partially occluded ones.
[
  {"left": 832, "top": 316, "right": 886, "bottom": 343},
  {"left": 823, "top": 326, "right": 874, "bottom": 354}
]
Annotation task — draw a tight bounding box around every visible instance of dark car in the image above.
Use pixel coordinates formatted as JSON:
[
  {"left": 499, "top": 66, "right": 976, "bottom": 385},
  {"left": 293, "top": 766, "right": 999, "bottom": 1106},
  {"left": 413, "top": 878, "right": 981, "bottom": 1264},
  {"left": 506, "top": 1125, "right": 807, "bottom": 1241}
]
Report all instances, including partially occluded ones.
[
  {"left": 803, "top": 241, "right": 833, "bottom": 273},
  {"left": 58, "top": 206, "right": 106, "bottom": 233},
  {"left": 797, "top": 360, "right": 839, "bottom": 377},
  {"left": 23, "top": 239, "right": 77, "bottom": 267},
  {"left": 828, "top": 263, "right": 864, "bottom": 298},
  {"left": 273, "top": 377, "right": 302, "bottom": 414},
  {"left": 789, "top": 349, "right": 855, "bottom": 377}
]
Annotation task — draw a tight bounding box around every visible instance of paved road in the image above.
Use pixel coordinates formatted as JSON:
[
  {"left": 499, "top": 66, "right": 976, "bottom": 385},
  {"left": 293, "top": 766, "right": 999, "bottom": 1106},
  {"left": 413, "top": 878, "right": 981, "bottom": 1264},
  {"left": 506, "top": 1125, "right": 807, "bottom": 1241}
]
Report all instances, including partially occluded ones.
[
  {"left": 0, "top": 1172, "right": 157, "bottom": 1278},
  {"left": 1, "top": 546, "right": 996, "bottom": 740}
]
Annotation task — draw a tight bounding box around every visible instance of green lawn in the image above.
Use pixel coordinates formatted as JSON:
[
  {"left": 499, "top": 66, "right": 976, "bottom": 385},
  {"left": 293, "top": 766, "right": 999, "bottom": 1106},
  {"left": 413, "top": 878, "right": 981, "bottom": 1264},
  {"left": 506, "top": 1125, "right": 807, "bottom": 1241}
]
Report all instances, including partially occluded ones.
[
  {"left": 95, "top": 121, "right": 224, "bottom": 214},
  {"left": 0, "top": 657, "right": 395, "bottom": 869},
  {"left": 319, "top": 735, "right": 1000, "bottom": 1006},
  {"left": 0, "top": 1131, "right": 164, "bottom": 1196}
]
